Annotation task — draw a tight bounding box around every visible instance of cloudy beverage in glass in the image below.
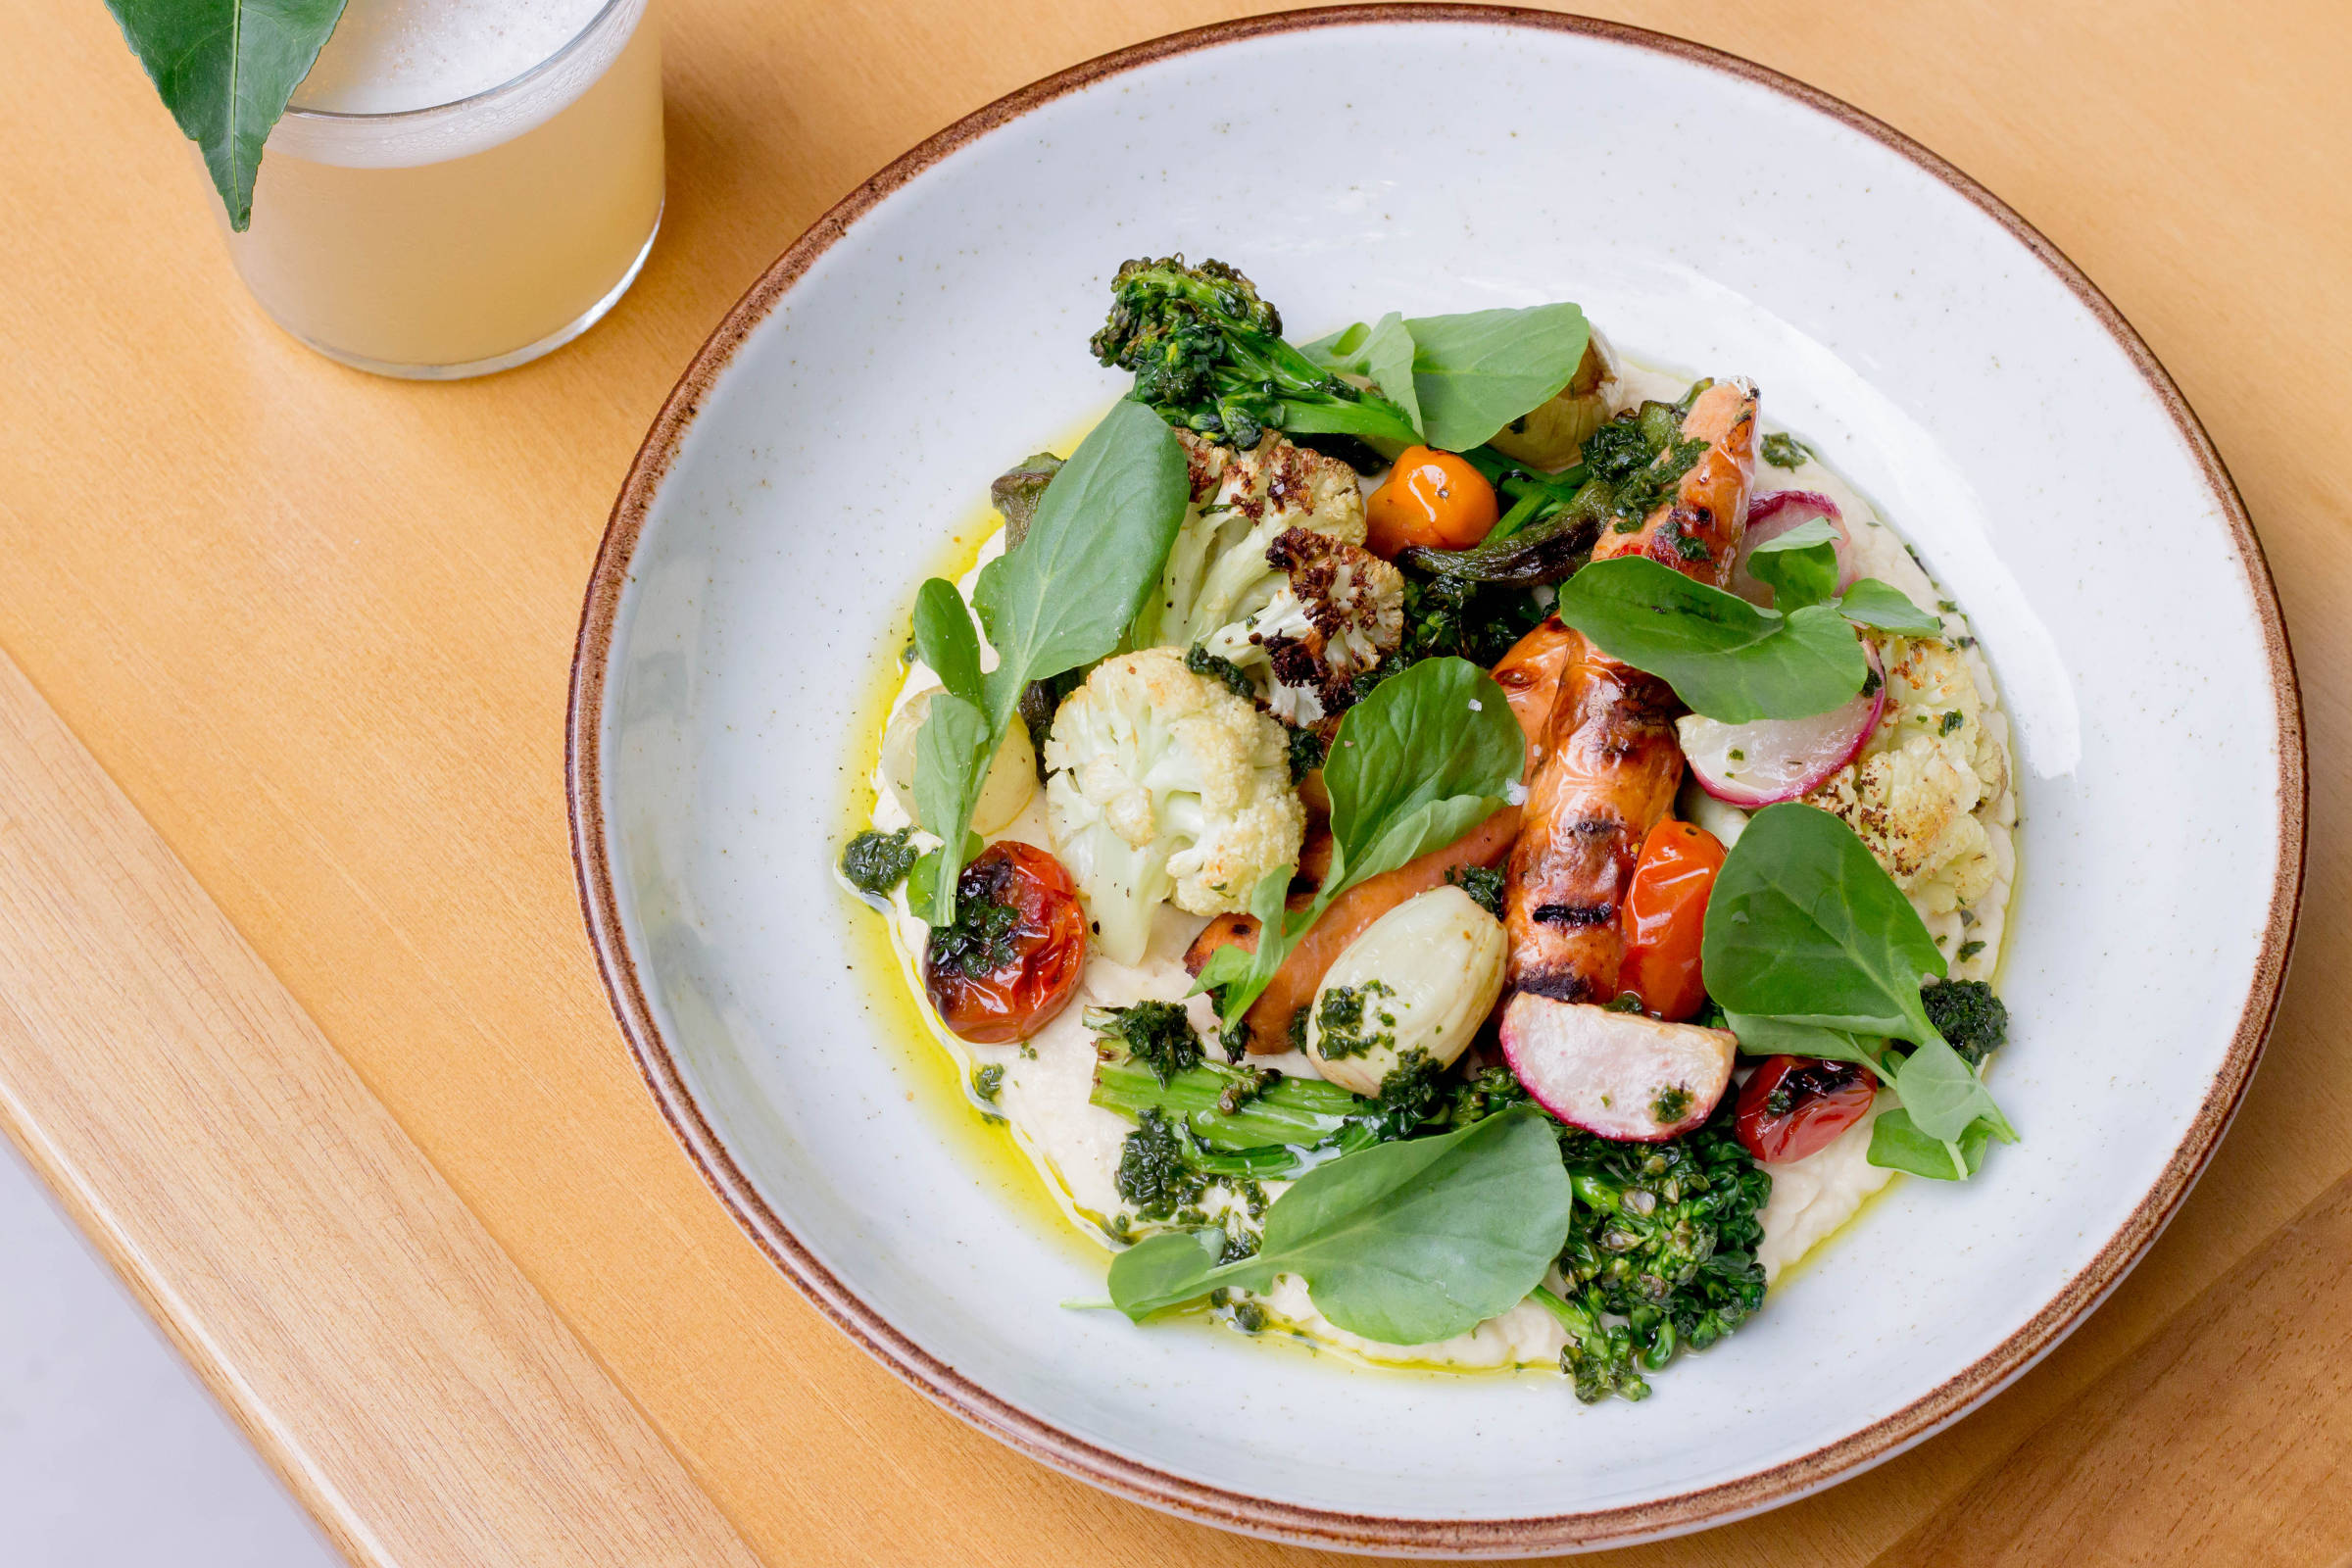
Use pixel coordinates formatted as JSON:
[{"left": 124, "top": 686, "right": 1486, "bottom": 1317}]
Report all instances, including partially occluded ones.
[{"left": 220, "top": 0, "right": 662, "bottom": 377}]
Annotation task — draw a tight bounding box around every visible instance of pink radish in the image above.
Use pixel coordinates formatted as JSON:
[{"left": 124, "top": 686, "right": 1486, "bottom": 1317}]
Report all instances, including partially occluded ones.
[
  {"left": 1499, "top": 995, "right": 1737, "bottom": 1141},
  {"left": 1731, "top": 490, "right": 1855, "bottom": 607},
  {"left": 1678, "top": 640, "right": 1886, "bottom": 808}
]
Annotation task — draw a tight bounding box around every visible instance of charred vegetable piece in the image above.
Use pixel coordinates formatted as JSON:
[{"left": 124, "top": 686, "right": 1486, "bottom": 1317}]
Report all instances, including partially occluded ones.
[
  {"left": 1396, "top": 494, "right": 1603, "bottom": 585},
  {"left": 1735, "top": 1055, "right": 1875, "bottom": 1165},
  {"left": 923, "top": 841, "right": 1087, "bottom": 1044},
  {"left": 990, "top": 451, "right": 1063, "bottom": 548}
]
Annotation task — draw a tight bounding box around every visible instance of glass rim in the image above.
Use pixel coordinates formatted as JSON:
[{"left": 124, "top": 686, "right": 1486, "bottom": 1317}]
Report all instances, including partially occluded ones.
[{"left": 282, "top": 0, "right": 638, "bottom": 124}]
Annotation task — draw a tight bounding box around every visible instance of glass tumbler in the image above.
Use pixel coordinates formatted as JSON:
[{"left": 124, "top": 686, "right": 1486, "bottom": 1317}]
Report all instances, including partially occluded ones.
[{"left": 217, "top": 0, "right": 664, "bottom": 378}]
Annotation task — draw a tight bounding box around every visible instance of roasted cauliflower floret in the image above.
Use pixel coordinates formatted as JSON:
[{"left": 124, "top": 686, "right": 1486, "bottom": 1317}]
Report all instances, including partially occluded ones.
[
  {"left": 1200, "top": 527, "right": 1404, "bottom": 726},
  {"left": 1133, "top": 430, "right": 1367, "bottom": 652},
  {"left": 1803, "top": 636, "right": 1997, "bottom": 910},
  {"left": 1043, "top": 648, "right": 1306, "bottom": 964}
]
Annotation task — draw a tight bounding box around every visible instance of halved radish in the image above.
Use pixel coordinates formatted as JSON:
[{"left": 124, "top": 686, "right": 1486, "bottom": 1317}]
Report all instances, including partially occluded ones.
[
  {"left": 1677, "top": 640, "right": 1886, "bottom": 808},
  {"left": 1499, "top": 995, "right": 1737, "bottom": 1141},
  {"left": 1730, "top": 490, "right": 1855, "bottom": 607}
]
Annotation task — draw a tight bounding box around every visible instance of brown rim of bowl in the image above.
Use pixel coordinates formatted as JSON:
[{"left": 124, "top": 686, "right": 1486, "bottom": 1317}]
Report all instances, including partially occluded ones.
[{"left": 565, "top": 5, "right": 2306, "bottom": 1555}]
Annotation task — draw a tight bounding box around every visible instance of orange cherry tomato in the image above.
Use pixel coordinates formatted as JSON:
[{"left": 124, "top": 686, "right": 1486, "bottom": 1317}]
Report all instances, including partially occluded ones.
[
  {"left": 1735, "top": 1055, "right": 1876, "bottom": 1164},
  {"left": 923, "top": 841, "right": 1086, "bottom": 1044},
  {"left": 1366, "top": 446, "right": 1499, "bottom": 556},
  {"left": 1617, "top": 819, "right": 1727, "bottom": 1021}
]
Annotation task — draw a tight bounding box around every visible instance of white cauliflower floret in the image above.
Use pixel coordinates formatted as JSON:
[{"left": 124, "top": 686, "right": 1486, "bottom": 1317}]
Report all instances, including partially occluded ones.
[
  {"left": 1200, "top": 527, "right": 1404, "bottom": 727},
  {"left": 1134, "top": 430, "right": 1366, "bottom": 651},
  {"left": 1804, "top": 636, "right": 1996, "bottom": 907},
  {"left": 1042, "top": 648, "right": 1305, "bottom": 964}
]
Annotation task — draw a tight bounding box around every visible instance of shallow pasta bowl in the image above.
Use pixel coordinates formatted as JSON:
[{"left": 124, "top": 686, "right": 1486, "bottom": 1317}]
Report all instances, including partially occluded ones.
[{"left": 566, "top": 7, "right": 2302, "bottom": 1554}]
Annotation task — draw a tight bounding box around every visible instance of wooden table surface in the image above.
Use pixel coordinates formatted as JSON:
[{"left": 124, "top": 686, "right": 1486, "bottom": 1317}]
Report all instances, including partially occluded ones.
[{"left": 6, "top": 1, "right": 2347, "bottom": 1562}]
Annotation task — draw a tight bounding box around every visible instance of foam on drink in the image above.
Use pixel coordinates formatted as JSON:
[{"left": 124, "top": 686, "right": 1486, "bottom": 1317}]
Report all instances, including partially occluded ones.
[{"left": 294, "top": 0, "right": 612, "bottom": 115}]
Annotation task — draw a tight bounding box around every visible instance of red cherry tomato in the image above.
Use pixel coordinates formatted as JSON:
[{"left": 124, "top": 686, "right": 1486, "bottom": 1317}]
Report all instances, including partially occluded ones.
[
  {"left": 1366, "top": 446, "right": 1500, "bottom": 556},
  {"left": 1735, "top": 1055, "right": 1876, "bottom": 1165},
  {"left": 923, "top": 841, "right": 1086, "bottom": 1044},
  {"left": 1618, "top": 819, "right": 1726, "bottom": 1021}
]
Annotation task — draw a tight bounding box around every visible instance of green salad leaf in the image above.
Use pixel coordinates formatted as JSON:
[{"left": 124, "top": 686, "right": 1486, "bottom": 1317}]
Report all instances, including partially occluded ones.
[
  {"left": 1867, "top": 1108, "right": 1996, "bottom": 1180},
  {"left": 104, "top": 0, "right": 351, "bottom": 230},
  {"left": 913, "top": 400, "right": 1189, "bottom": 918},
  {"left": 1401, "top": 305, "right": 1592, "bottom": 452},
  {"left": 1837, "top": 578, "right": 1947, "bottom": 635},
  {"left": 1554, "top": 557, "right": 1867, "bottom": 721},
  {"left": 1194, "top": 658, "right": 1524, "bottom": 1027},
  {"left": 1743, "top": 518, "right": 1842, "bottom": 612},
  {"left": 1105, "top": 1104, "right": 1574, "bottom": 1344},
  {"left": 1703, "top": 804, "right": 2015, "bottom": 1178},
  {"left": 1552, "top": 555, "right": 1942, "bottom": 722}
]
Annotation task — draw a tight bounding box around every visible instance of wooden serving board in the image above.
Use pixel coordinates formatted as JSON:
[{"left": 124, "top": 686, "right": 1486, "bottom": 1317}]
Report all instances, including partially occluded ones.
[{"left": 2, "top": 1, "right": 2346, "bottom": 1564}]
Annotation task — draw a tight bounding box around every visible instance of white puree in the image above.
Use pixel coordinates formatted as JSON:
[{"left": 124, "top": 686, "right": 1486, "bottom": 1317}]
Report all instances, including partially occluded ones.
[{"left": 861, "top": 366, "right": 2019, "bottom": 1368}]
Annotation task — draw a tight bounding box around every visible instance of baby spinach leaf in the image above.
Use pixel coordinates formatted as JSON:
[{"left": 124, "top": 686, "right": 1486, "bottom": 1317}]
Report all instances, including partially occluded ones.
[
  {"left": 1403, "top": 305, "right": 1592, "bottom": 453},
  {"left": 1703, "top": 804, "right": 1947, "bottom": 1041},
  {"left": 1867, "top": 1107, "right": 1996, "bottom": 1180},
  {"left": 1721, "top": 1011, "right": 1895, "bottom": 1084},
  {"left": 1838, "top": 578, "right": 1945, "bottom": 635},
  {"left": 104, "top": 0, "right": 350, "bottom": 230},
  {"left": 1104, "top": 1105, "right": 1574, "bottom": 1344},
  {"left": 911, "top": 577, "right": 985, "bottom": 707},
  {"left": 915, "top": 401, "right": 1189, "bottom": 918},
  {"left": 1198, "top": 659, "right": 1523, "bottom": 1026},
  {"left": 1553, "top": 558, "right": 1868, "bottom": 722},
  {"left": 1300, "top": 313, "right": 1424, "bottom": 439},
  {"left": 1746, "top": 518, "right": 1841, "bottom": 612},
  {"left": 1704, "top": 804, "right": 2016, "bottom": 1166}
]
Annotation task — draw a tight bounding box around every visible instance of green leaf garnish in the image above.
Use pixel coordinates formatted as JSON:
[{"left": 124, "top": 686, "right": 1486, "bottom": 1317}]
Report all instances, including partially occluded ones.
[{"left": 104, "top": 0, "right": 351, "bottom": 230}]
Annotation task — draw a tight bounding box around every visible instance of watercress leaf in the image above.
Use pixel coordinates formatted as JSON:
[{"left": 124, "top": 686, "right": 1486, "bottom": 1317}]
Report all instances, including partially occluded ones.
[
  {"left": 1701, "top": 803, "right": 1948, "bottom": 1040},
  {"left": 1105, "top": 1227, "right": 1237, "bottom": 1320},
  {"left": 1402, "top": 305, "right": 1592, "bottom": 452},
  {"left": 973, "top": 399, "right": 1190, "bottom": 730},
  {"left": 104, "top": 0, "right": 350, "bottom": 230},
  {"left": 1838, "top": 578, "right": 1945, "bottom": 635},
  {"left": 1867, "top": 1107, "right": 1996, "bottom": 1180},
  {"left": 1721, "top": 1011, "right": 1895, "bottom": 1083},
  {"left": 1553, "top": 559, "right": 1867, "bottom": 721},
  {"left": 1251, "top": 1104, "right": 1574, "bottom": 1344},
  {"left": 1746, "top": 518, "right": 1841, "bottom": 612},
  {"left": 1322, "top": 658, "right": 1524, "bottom": 886},
  {"left": 1300, "top": 313, "right": 1424, "bottom": 437},
  {"left": 911, "top": 696, "right": 994, "bottom": 920},
  {"left": 1892, "top": 1034, "right": 2017, "bottom": 1145},
  {"left": 911, "top": 578, "right": 985, "bottom": 707}
]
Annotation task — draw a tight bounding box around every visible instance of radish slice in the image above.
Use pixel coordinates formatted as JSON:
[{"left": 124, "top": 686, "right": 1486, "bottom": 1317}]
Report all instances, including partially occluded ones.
[
  {"left": 1499, "top": 996, "right": 1737, "bottom": 1141},
  {"left": 1677, "top": 640, "right": 1886, "bottom": 807},
  {"left": 1731, "top": 490, "right": 1855, "bottom": 606}
]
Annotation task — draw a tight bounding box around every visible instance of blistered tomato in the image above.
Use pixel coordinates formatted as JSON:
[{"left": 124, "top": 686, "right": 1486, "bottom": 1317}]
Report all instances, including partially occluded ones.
[
  {"left": 923, "top": 841, "right": 1086, "bottom": 1043},
  {"left": 1735, "top": 1055, "right": 1876, "bottom": 1164},
  {"left": 1617, "top": 819, "right": 1726, "bottom": 1021},
  {"left": 1366, "top": 446, "right": 1499, "bottom": 556}
]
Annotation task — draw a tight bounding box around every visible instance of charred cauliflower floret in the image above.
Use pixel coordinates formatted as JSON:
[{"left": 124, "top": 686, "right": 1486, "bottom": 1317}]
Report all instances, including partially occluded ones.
[
  {"left": 1200, "top": 527, "right": 1404, "bottom": 726},
  {"left": 1803, "top": 636, "right": 1999, "bottom": 911},
  {"left": 1042, "top": 648, "right": 1305, "bottom": 964},
  {"left": 1132, "top": 430, "right": 1366, "bottom": 652}
]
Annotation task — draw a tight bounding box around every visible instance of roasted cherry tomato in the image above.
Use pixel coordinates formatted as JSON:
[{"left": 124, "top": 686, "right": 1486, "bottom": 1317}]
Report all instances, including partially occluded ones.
[
  {"left": 1617, "top": 819, "right": 1726, "bottom": 1021},
  {"left": 1366, "top": 445, "right": 1499, "bottom": 556},
  {"left": 1735, "top": 1055, "right": 1876, "bottom": 1165},
  {"left": 923, "top": 841, "right": 1086, "bottom": 1043}
]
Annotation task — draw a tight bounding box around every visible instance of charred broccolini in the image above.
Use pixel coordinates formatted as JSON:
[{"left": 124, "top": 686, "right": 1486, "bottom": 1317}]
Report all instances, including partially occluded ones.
[{"left": 1090, "top": 257, "right": 1420, "bottom": 451}]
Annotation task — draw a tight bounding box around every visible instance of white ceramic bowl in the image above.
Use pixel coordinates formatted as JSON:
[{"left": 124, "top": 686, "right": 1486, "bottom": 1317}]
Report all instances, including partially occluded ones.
[{"left": 568, "top": 10, "right": 2301, "bottom": 1554}]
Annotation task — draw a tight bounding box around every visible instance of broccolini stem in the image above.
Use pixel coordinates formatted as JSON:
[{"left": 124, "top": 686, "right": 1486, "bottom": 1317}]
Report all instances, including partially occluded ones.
[{"left": 1091, "top": 1059, "right": 1364, "bottom": 1153}]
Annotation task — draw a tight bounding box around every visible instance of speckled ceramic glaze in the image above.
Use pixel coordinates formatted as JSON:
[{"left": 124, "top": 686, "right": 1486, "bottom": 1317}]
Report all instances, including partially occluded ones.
[{"left": 568, "top": 10, "right": 2301, "bottom": 1554}]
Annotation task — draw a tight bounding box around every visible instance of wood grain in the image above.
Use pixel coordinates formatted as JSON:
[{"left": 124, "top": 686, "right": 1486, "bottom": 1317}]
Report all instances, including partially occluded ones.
[
  {"left": 0, "top": 643, "right": 762, "bottom": 1567},
  {"left": 0, "top": 0, "right": 2345, "bottom": 1564}
]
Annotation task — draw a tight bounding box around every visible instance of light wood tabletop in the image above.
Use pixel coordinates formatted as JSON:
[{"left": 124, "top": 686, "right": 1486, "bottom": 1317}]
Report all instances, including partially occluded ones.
[{"left": 4, "top": 1, "right": 2346, "bottom": 1563}]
